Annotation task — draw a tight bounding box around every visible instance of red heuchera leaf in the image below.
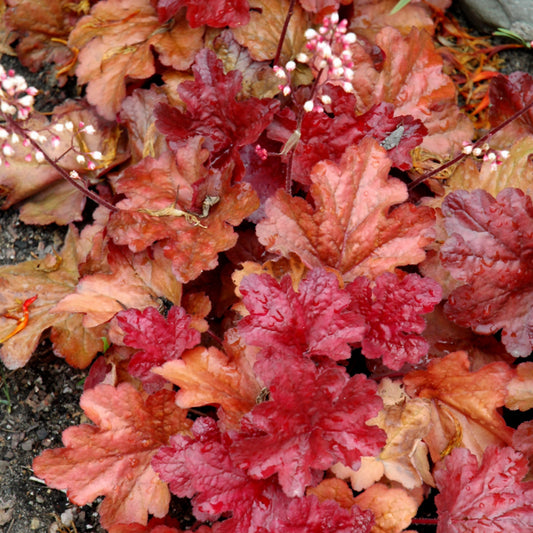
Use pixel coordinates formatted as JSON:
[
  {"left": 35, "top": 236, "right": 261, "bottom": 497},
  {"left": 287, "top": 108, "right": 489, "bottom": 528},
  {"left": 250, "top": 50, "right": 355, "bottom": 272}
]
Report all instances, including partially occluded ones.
[
  {"left": 155, "top": 0, "right": 250, "bottom": 27},
  {"left": 403, "top": 351, "right": 514, "bottom": 456},
  {"left": 347, "top": 272, "right": 442, "bottom": 370},
  {"left": 434, "top": 446, "right": 533, "bottom": 532},
  {"left": 33, "top": 383, "right": 192, "bottom": 529},
  {"left": 238, "top": 269, "right": 366, "bottom": 360},
  {"left": 152, "top": 417, "right": 374, "bottom": 533},
  {"left": 107, "top": 147, "right": 259, "bottom": 283},
  {"left": 267, "top": 93, "right": 427, "bottom": 185},
  {"left": 489, "top": 72, "right": 533, "bottom": 143},
  {"left": 156, "top": 49, "right": 279, "bottom": 165},
  {"left": 117, "top": 306, "right": 201, "bottom": 391},
  {"left": 256, "top": 138, "right": 436, "bottom": 281},
  {"left": 441, "top": 188, "right": 533, "bottom": 357},
  {"left": 229, "top": 352, "right": 386, "bottom": 497}
]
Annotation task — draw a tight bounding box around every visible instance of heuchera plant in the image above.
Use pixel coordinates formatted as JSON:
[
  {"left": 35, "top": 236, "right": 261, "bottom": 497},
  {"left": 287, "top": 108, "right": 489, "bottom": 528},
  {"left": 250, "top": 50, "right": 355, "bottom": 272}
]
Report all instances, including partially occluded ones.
[{"left": 0, "top": 0, "right": 533, "bottom": 531}]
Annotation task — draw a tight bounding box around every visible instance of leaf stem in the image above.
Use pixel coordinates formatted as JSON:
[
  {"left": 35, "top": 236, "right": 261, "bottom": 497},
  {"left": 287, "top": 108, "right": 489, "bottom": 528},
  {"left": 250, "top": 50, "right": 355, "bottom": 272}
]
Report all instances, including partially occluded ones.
[
  {"left": 4, "top": 115, "right": 119, "bottom": 212},
  {"left": 273, "top": 0, "right": 297, "bottom": 67},
  {"left": 408, "top": 98, "right": 533, "bottom": 190}
]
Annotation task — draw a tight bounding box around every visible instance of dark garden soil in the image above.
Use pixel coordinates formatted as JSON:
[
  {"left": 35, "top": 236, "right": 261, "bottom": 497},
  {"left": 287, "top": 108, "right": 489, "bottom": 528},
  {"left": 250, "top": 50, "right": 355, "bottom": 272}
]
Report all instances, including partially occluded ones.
[{"left": 1, "top": 3, "right": 533, "bottom": 533}]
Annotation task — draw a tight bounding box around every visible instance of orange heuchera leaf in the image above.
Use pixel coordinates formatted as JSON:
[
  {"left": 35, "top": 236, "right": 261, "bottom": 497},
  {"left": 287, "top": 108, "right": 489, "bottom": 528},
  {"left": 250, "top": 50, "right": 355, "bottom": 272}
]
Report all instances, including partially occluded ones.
[
  {"left": 68, "top": 0, "right": 203, "bottom": 119},
  {"left": 232, "top": 0, "right": 308, "bottom": 64},
  {"left": 306, "top": 478, "right": 356, "bottom": 509},
  {"left": 349, "top": 27, "right": 473, "bottom": 155},
  {"left": 403, "top": 351, "right": 514, "bottom": 461},
  {"left": 353, "top": 483, "right": 419, "bottom": 533},
  {"left": 0, "top": 228, "right": 103, "bottom": 369},
  {"left": 52, "top": 242, "right": 181, "bottom": 328},
  {"left": 33, "top": 383, "right": 192, "bottom": 530},
  {"left": 505, "top": 362, "right": 533, "bottom": 412},
  {"left": 332, "top": 378, "right": 433, "bottom": 491},
  {"left": 256, "top": 138, "right": 435, "bottom": 281},
  {"left": 5, "top": 0, "right": 79, "bottom": 84},
  {"left": 107, "top": 148, "right": 259, "bottom": 283},
  {"left": 154, "top": 343, "right": 262, "bottom": 430}
]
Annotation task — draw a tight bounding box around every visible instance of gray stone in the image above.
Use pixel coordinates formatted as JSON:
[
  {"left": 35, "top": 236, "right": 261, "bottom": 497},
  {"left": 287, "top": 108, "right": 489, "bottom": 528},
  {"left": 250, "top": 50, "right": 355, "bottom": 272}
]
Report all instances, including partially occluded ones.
[{"left": 457, "top": 0, "right": 533, "bottom": 40}]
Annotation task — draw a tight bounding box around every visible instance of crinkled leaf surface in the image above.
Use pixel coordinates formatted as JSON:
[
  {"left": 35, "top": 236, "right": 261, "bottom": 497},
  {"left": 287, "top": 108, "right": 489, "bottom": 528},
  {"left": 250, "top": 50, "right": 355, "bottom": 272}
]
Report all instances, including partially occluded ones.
[
  {"left": 441, "top": 188, "right": 533, "bottom": 357},
  {"left": 155, "top": 0, "right": 250, "bottom": 28},
  {"left": 404, "top": 351, "right": 514, "bottom": 457},
  {"left": 229, "top": 352, "right": 385, "bottom": 497},
  {"left": 33, "top": 383, "right": 192, "bottom": 529},
  {"left": 117, "top": 306, "right": 200, "bottom": 391},
  {"left": 256, "top": 138, "right": 435, "bottom": 281},
  {"left": 268, "top": 95, "right": 427, "bottom": 186},
  {"left": 153, "top": 417, "right": 373, "bottom": 532},
  {"left": 0, "top": 228, "right": 102, "bottom": 369},
  {"left": 434, "top": 446, "right": 533, "bottom": 533},
  {"left": 154, "top": 344, "right": 261, "bottom": 429},
  {"left": 69, "top": 0, "right": 203, "bottom": 119},
  {"left": 348, "top": 272, "right": 442, "bottom": 370},
  {"left": 238, "top": 269, "right": 366, "bottom": 360},
  {"left": 155, "top": 49, "right": 279, "bottom": 163},
  {"left": 107, "top": 147, "right": 259, "bottom": 282}
]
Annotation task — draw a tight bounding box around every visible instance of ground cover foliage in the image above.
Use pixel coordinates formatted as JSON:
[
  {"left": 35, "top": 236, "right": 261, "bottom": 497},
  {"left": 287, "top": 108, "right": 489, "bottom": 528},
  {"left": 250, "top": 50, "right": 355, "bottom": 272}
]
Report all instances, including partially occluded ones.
[{"left": 1, "top": 0, "right": 533, "bottom": 531}]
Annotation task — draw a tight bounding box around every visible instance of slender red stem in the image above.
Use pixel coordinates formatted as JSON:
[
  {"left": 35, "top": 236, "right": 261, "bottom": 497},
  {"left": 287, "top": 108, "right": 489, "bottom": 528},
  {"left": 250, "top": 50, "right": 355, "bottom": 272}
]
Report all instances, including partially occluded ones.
[
  {"left": 4, "top": 115, "right": 118, "bottom": 212},
  {"left": 273, "top": 0, "right": 297, "bottom": 67},
  {"left": 411, "top": 518, "right": 438, "bottom": 525},
  {"left": 408, "top": 98, "right": 533, "bottom": 190}
]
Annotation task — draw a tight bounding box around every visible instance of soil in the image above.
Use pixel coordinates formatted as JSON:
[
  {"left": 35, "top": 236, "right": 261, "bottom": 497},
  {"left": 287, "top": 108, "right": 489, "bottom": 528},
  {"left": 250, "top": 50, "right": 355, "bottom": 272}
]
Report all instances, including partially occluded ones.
[{"left": 1, "top": 2, "right": 533, "bottom": 533}]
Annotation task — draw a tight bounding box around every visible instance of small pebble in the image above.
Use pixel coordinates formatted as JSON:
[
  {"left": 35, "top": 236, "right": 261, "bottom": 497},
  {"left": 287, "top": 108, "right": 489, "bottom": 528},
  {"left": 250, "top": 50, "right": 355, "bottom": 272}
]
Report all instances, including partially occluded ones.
[
  {"left": 30, "top": 518, "right": 41, "bottom": 529},
  {"left": 61, "top": 508, "right": 75, "bottom": 526},
  {"left": 21, "top": 439, "right": 34, "bottom": 451}
]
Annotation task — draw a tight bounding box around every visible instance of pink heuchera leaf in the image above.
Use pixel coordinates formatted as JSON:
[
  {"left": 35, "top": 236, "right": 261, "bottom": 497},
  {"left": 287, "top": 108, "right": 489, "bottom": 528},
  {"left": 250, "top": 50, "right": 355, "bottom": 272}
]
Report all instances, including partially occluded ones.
[
  {"left": 267, "top": 93, "right": 427, "bottom": 185},
  {"left": 256, "top": 137, "right": 435, "bottom": 281},
  {"left": 238, "top": 269, "right": 366, "bottom": 360},
  {"left": 117, "top": 306, "right": 201, "bottom": 391},
  {"left": 33, "top": 383, "right": 192, "bottom": 529},
  {"left": 155, "top": 0, "right": 250, "bottom": 27},
  {"left": 156, "top": 49, "right": 279, "bottom": 165},
  {"left": 152, "top": 417, "right": 373, "bottom": 533},
  {"left": 347, "top": 272, "right": 442, "bottom": 370},
  {"left": 434, "top": 446, "right": 533, "bottom": 532},
  {"left": 441, "top": 188, "right": 533, "bottom": 357},
  {"left": 229, "top": 353, "right": 386, "bottom": 497}
]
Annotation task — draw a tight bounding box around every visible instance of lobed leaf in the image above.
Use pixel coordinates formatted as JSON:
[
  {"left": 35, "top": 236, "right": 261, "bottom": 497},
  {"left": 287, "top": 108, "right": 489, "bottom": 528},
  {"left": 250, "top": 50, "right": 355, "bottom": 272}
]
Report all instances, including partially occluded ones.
[
  {"left": 33, "top": 383, "right": 192, "bottom": 529},
  {"left": 256, "top": 138, "right": 435, "bottom": 281},
  {"left": 434, "top": 446, "right": 533, "bottom": 532}
]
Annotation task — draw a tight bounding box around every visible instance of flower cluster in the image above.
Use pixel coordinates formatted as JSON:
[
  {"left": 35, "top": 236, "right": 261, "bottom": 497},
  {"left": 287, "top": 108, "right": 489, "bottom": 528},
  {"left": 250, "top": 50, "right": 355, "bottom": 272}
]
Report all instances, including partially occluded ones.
[
  {"left": 0, "top": 66, "right": 101, "bottom": 169},
  {"left": 0, "top": 64, "right": 38, "bottom": 120},
  {"left": 461, "top": 141, "right": 510, "bottom": 171},
  {"left": 273, "top": 13, "right": 357, "bottom": 113}
]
